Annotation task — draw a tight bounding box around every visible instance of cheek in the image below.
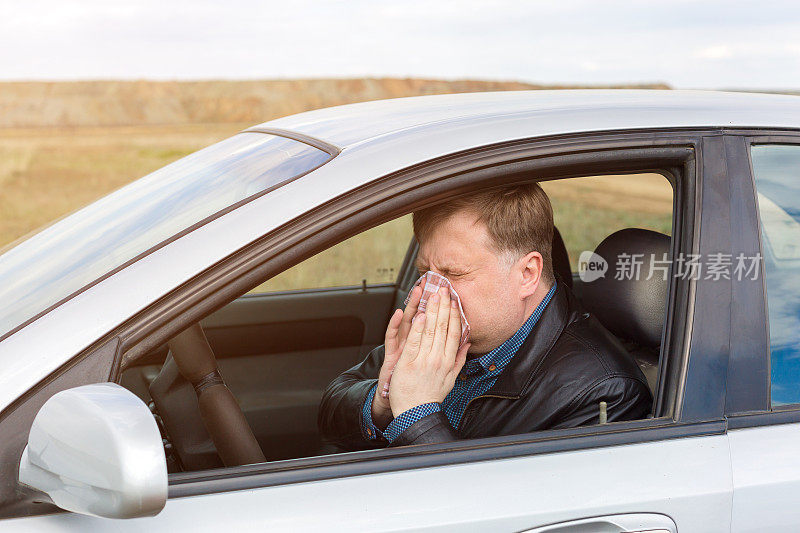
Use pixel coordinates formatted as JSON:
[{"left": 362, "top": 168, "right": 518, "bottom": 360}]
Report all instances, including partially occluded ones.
[
  {"left": 453, "top": 279, "right": 506, "bottom": 326},
  {"left": 450, "top": 283, "right": 477, "bottom": 322}
]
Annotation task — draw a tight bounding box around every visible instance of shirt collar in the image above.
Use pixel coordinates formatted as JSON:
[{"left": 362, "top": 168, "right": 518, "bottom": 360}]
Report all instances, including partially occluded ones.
[{"left": 465, "top": 282, "right": 558, "bottom": 375}]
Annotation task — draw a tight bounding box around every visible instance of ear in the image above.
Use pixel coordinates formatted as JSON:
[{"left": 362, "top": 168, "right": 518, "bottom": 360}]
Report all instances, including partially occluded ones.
[{"left": 518, "top": 251, "right": 543, "bottom": 299}]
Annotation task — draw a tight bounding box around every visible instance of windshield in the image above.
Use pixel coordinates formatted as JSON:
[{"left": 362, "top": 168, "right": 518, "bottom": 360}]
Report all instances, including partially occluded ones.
[{"left": 0, "top": 132, "right": 332, "bottom": 339}]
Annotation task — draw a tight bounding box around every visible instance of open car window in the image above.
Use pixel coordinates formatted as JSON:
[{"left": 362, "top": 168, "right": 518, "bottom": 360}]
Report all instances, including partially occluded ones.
[{"left": 118, "top": 170, "right": 676, "bottom": 473}]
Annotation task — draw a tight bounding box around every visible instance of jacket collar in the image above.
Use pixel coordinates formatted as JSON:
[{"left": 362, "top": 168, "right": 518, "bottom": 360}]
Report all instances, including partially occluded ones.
[{"left": 483, "top": 281, "right": 573, "bottom": 397}]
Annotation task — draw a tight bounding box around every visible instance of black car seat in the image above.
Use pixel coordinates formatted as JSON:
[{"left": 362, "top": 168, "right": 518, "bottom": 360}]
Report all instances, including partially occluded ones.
[
  {"left": 580, "top": 228, "right": 670, "bottom": 395},
  {"left": 552, "top": 226, "right": 572, "bottom": 289}
]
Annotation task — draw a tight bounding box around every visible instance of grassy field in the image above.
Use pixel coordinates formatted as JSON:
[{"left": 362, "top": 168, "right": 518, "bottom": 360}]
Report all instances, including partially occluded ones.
[
  {"left": 0, "top": 78, "right": 670, "bottom": 250},
  {"left": 0, "top": 124, "right": 673, "bottom": 293},
  {"left": 0, "top": 123, "right": 247, "bottom": 250},
  {"left": 542, "top": 173, "right": 673, "bottom": 265},
  {"left": 257, "top": 174, "right": 673, "bottom": 292},
  {"left": 0, "top": 78, "right": 673, "bottom": 292}
]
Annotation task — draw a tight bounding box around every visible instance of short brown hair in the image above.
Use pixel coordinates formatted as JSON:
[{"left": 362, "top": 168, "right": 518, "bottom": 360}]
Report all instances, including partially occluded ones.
[{"left": 413, "top": 183, "right": 554, "bottom": 284}]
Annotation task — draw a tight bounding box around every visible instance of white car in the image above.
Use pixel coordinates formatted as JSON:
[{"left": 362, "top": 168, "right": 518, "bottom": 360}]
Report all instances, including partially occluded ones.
[{"left": 2, "top": 90, "right": 800, "bottom": 532}]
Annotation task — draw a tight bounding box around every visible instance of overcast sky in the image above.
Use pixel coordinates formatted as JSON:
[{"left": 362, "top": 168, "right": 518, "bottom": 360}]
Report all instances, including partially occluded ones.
[{"left": 1, "top": 0, "right": 799, "bottom": 89}]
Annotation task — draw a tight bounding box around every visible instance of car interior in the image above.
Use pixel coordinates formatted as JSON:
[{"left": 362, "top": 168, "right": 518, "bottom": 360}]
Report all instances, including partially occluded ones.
[{"left": 119, "top": 172, "right": 675, "bottom": 473}]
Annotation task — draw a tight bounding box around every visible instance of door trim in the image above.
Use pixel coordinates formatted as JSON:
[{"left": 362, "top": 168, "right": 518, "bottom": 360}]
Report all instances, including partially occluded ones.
[{"left": 169, "top": 418, "right": 726, "bottom": 499}]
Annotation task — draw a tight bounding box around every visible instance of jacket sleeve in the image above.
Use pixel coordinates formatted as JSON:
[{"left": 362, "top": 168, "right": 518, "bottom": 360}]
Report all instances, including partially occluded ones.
[
  {"left": 550, "top": 375, "right": 653, "bottom": 430},
  {"left": 317, "top": 344, "right": 389, "bottom": 451},
  {"left": 388, "top": 411, "right": 460, "bottom": 447}
]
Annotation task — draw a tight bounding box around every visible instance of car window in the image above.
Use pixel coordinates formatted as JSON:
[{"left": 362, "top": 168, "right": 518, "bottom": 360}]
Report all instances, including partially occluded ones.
[
  {"left": 250, "top": 215, "right": 413, "bottom": 293},
  {"left": 257, "top": 174, "right": 674, "bottom": 295},
  {"left": 0, "top": 132, "right": 332, "bottom": 340},
  {"left": 540, "top": 173, "right": 673, "bottom": 271},
  {"left": 751, "top": 144, "right": 800, "bottom": 407}
]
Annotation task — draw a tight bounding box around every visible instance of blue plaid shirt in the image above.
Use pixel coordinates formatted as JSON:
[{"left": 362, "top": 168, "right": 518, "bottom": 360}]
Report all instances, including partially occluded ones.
[{"left": 361, "top": 283, "right": 557, "bottom": 443}]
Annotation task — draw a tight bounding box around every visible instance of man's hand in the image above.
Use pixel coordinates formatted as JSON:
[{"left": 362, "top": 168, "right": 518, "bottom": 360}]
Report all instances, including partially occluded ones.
[
  {"left": 370, "top": 285, "right": 422, "bottom": 429},
  {"left": 388, "top": 287, "right": 470, "bottom": 417}
]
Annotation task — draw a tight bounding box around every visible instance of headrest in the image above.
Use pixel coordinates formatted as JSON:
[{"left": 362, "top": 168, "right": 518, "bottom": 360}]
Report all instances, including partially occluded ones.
[
  {"left": 582, "top": 228, "right": 670, "bottom": 347},
  {"left": 552, "top": 226, "right": 572, "bottom": 289}
]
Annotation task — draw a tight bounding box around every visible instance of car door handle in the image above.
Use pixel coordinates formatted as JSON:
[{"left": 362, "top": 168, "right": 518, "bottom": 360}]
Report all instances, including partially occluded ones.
[{"left": 520, "top": 512, "right": 676, "bottom": 533}]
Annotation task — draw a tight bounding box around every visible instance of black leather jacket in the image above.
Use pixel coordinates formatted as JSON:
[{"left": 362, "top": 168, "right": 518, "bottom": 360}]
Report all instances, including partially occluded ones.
[{"left": 318, "top": 282, "right": 652, "bottom": 450}]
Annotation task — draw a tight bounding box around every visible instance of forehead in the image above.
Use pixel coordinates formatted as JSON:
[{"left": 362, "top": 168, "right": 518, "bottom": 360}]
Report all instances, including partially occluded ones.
[{"left": 416, "top": 210, "right": 495, "bottom": 267}]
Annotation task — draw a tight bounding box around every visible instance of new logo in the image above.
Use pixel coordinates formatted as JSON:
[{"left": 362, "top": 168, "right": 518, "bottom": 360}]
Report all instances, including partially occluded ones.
[{"left": 578, "top": 251, "right": 608, "bottom": 282}]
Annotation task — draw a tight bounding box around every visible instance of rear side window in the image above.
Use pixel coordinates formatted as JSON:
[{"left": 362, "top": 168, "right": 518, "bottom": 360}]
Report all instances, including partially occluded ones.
[
  {"left": 0, "top": 132, "right": 332, "bottom": 339},
  {"left": 751, "top": 144, "right": 800, "bottom": 406}
]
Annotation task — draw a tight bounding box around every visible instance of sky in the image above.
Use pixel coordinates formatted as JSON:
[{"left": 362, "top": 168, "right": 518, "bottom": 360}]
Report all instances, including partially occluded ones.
[{"left": 1, "top": 0, "right": 799, "bottom": 90}]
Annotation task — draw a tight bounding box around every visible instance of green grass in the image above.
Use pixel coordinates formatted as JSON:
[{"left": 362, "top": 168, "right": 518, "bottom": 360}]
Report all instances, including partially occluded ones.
[
  {"left": 0, "top": 126, "right": 674, "bottom": 293},
  {"left": 251, "top": 196, "right": 673, "bottom": 293},
  {"left": 551, "top": 197, "right": 672, "bottom": 271},
  {"left": 251, "top": 216, "right": 414, "bottom": 293},
  {"left": 0, "top": 124, "right": 248, "bottom": 249}
]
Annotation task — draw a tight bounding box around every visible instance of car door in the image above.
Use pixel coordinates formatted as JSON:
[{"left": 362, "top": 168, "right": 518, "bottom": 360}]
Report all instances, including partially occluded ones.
[
  {"left": 4, "top": 436, "right": 726, "bottom": 532},
  {"left": 2, "top": 132, "right": 734, "bottom": 531},
  {"left": 725, "top": 135, "right": 800, "bottom": 532}
]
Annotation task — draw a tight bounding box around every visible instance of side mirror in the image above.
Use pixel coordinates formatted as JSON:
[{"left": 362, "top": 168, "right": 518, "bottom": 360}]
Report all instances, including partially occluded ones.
[{"left": 18, "top": 382, "right": 167, "bottom": 519}]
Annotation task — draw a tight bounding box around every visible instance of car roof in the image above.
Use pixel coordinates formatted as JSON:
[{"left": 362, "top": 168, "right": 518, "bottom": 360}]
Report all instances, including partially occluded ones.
[{"left": 259, "top": 90, "right": 800, "bottom": 148}]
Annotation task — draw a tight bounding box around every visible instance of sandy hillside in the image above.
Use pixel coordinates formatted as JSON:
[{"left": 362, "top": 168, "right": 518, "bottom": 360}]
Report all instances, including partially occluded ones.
[{"left": 0, "top": 78, "right": 670, "bottom": 128}]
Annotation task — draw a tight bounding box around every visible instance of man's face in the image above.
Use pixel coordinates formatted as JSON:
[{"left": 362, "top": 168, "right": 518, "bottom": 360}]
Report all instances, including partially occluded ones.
[{"left": 415, "top": 210, "right": 533, "bottom": 355}]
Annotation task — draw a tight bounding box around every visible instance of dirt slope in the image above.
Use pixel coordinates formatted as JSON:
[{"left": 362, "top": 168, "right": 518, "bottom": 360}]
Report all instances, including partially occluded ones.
[{"left": 0, "top": 78, "right": 670, "bottom": 128}]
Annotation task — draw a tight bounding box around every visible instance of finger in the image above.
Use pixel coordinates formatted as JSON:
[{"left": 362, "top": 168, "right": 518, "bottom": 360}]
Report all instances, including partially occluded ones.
[
  {"left": 399, "top": 312, "right": 426, "bottom": 363},
  {"left": 399, "top": 285, "right": 422, "bottom": 342},
  {"left": 447, "top": 342, "right": 470, "bottom": 382},
  {"left": 381, "top": 368, "right": 393, "bottom": 398},
  {"left": 430, "top": 287, "right": 452, "bottom": 364},
  {"left": 417, "top": 289, "right": 441, "bottom": 358},
  {"left": 442, "top": 297, "right": 462, "bottom": 368},
  {"left": 384, "top": 308, "right": 404, "bottom": 357}
]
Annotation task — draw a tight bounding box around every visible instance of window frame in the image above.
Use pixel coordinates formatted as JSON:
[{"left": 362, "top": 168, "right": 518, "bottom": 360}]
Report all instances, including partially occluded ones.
[
  {"left": 149, "top": 131, "right": 707, "bottom": 499},
  {"left": 2, "top": 129, "right": 716, "bottom": 513}
]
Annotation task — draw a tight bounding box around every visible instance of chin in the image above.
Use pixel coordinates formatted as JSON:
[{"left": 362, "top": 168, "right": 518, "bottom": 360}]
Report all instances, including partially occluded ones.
[{"left": 466, "top": 340, "right": 486, "bottom": 356}]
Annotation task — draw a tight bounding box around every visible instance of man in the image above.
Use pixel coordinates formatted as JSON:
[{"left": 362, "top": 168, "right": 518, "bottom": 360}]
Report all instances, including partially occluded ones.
[{"left": 318, "top": 183, "right": 652, "bottom": 450}]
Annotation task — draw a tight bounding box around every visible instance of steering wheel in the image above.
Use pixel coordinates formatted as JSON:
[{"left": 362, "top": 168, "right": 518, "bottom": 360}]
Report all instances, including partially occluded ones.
[{"left": 166, "top": 323, "right": 265, "bottom": 467}]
